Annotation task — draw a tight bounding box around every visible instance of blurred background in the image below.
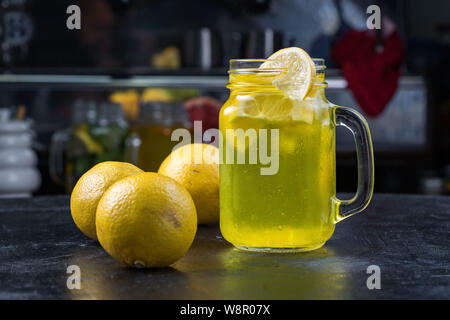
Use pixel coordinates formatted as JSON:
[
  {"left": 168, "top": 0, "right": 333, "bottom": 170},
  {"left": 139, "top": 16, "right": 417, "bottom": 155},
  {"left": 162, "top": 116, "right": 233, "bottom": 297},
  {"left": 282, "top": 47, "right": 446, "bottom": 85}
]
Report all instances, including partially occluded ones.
[{"left": 0, "top": 0, "right": 449, "bottom": 196}]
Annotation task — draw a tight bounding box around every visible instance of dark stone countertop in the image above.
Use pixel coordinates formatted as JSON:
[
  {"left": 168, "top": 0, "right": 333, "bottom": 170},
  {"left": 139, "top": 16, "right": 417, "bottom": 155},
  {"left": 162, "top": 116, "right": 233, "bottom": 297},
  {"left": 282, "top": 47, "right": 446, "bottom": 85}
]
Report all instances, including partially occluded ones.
[{"left": 0, "top": 194, "right": 449, "bottom": 300}]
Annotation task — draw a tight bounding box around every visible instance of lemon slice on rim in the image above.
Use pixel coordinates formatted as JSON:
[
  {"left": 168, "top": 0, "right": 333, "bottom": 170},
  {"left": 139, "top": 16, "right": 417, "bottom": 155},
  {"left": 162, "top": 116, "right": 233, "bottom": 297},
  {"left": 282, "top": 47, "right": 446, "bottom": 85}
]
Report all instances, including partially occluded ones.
[{"left": 261, "top": 47, "right": 316, "bottom": 101}]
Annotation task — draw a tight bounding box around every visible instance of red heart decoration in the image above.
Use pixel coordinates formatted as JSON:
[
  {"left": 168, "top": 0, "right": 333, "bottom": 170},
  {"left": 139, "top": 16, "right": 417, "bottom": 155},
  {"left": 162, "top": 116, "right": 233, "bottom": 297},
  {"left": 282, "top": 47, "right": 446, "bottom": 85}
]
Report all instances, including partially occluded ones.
[{"left": 331, "top": 30, "right": 404, "bottom": 117}]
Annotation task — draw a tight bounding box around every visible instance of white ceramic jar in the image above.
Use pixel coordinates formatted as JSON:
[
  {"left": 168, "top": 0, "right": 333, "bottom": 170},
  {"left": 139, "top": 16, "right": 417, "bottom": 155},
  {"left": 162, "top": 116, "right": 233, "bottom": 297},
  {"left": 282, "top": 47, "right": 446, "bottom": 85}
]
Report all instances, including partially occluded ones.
[{"left": 0, "top": 119, "right": 41, "bottom": 198}]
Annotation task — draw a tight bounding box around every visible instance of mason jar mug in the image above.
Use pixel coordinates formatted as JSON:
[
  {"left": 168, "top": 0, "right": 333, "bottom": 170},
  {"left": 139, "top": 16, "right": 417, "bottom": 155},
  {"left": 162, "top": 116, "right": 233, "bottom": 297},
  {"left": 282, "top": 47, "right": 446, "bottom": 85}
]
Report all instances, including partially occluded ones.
[{"left": 219, "top": 59, "right": 374, "bottom": 252}]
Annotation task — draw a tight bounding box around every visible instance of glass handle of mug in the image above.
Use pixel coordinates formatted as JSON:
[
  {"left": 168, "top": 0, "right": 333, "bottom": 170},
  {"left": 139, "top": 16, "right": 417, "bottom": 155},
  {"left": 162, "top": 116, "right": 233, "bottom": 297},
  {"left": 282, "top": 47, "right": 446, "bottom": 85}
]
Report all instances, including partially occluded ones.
[
  {"left": 49, "top": 129, "right": 69, "bottom": 186},
  {"left": 334, "top": 106, "right": 374, "bottom": 222},
  {"left": 125, "top": 132, "right": 141, "bottom": 166}
]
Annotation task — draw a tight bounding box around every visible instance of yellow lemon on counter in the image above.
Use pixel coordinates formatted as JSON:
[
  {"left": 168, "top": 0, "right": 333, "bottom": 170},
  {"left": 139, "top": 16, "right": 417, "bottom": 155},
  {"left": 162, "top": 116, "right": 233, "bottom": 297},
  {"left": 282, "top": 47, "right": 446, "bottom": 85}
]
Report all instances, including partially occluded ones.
[
  {"left": 96, "top": 172, "right": 197, "bottom": 268},
  {"left": 70, "top": 161, "right": 143, "bottom": 240},
  {"left": 158, "top": 143, "right": 219, "bottom": 225}
]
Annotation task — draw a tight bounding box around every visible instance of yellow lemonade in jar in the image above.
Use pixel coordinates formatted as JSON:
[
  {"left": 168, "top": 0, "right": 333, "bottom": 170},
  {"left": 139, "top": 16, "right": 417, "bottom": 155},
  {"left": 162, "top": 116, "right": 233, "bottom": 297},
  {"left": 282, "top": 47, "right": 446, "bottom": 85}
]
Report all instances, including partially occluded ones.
[{"left": 219, "top": 56, "right": 336, "bottom": 251}]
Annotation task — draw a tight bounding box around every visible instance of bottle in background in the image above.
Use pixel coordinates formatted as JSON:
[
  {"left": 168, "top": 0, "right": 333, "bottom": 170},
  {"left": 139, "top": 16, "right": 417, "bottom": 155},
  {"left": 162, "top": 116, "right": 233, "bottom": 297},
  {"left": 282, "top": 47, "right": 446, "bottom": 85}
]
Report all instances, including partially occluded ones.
[{"left": 127, "top": 102, "right": 191, "bottom": 172}]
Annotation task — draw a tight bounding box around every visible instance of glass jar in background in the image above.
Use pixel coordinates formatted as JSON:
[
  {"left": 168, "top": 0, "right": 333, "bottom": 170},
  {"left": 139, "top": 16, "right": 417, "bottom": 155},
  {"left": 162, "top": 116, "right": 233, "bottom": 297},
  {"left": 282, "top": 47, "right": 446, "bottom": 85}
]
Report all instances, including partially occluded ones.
[
  {"left": 50, "top": 100, "right": 129, "bottom": 193},
  {"left": 127, "top": 102, "right": 191, "bottom": 172}
]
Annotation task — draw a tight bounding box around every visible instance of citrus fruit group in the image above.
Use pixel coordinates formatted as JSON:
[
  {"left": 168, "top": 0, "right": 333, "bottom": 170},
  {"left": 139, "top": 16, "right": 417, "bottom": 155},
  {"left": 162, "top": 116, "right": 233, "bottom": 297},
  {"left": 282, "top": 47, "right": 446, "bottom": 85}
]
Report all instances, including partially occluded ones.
[{"left": 70, "top": 161, "right": 143, "bottom": 240}]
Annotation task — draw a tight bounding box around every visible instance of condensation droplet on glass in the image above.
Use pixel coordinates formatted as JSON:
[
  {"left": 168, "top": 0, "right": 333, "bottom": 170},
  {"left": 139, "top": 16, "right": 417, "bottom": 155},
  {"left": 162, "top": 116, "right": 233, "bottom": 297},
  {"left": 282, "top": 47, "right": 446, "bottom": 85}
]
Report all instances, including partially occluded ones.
[{"left": 134, "top": 260, "right": 146, "bottom": 268}]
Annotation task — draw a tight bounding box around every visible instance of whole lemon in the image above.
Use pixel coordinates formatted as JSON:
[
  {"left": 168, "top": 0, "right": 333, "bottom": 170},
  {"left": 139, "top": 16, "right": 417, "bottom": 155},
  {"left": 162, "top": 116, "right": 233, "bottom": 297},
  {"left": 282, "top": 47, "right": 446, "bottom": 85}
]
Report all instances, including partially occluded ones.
[
  {"left": 70, "top": 161, "right": 143, "bottom": 240},
  {"left": 158, "top": 143, "right": 219, "bottom": 224},
  {"left": 96, "top": 172, "right": 197, "bottom": 268}
]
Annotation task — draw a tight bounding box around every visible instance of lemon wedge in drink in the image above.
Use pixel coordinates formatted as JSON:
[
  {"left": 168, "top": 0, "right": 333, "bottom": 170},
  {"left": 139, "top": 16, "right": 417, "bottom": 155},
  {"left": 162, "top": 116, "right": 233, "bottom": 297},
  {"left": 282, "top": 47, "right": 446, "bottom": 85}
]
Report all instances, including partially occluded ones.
[
  {"left": 261, "top": 47, "right": 316, "bottom": 101},
  {"left": 236, "top": 95, "right": 295, "bottom": 121}
]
